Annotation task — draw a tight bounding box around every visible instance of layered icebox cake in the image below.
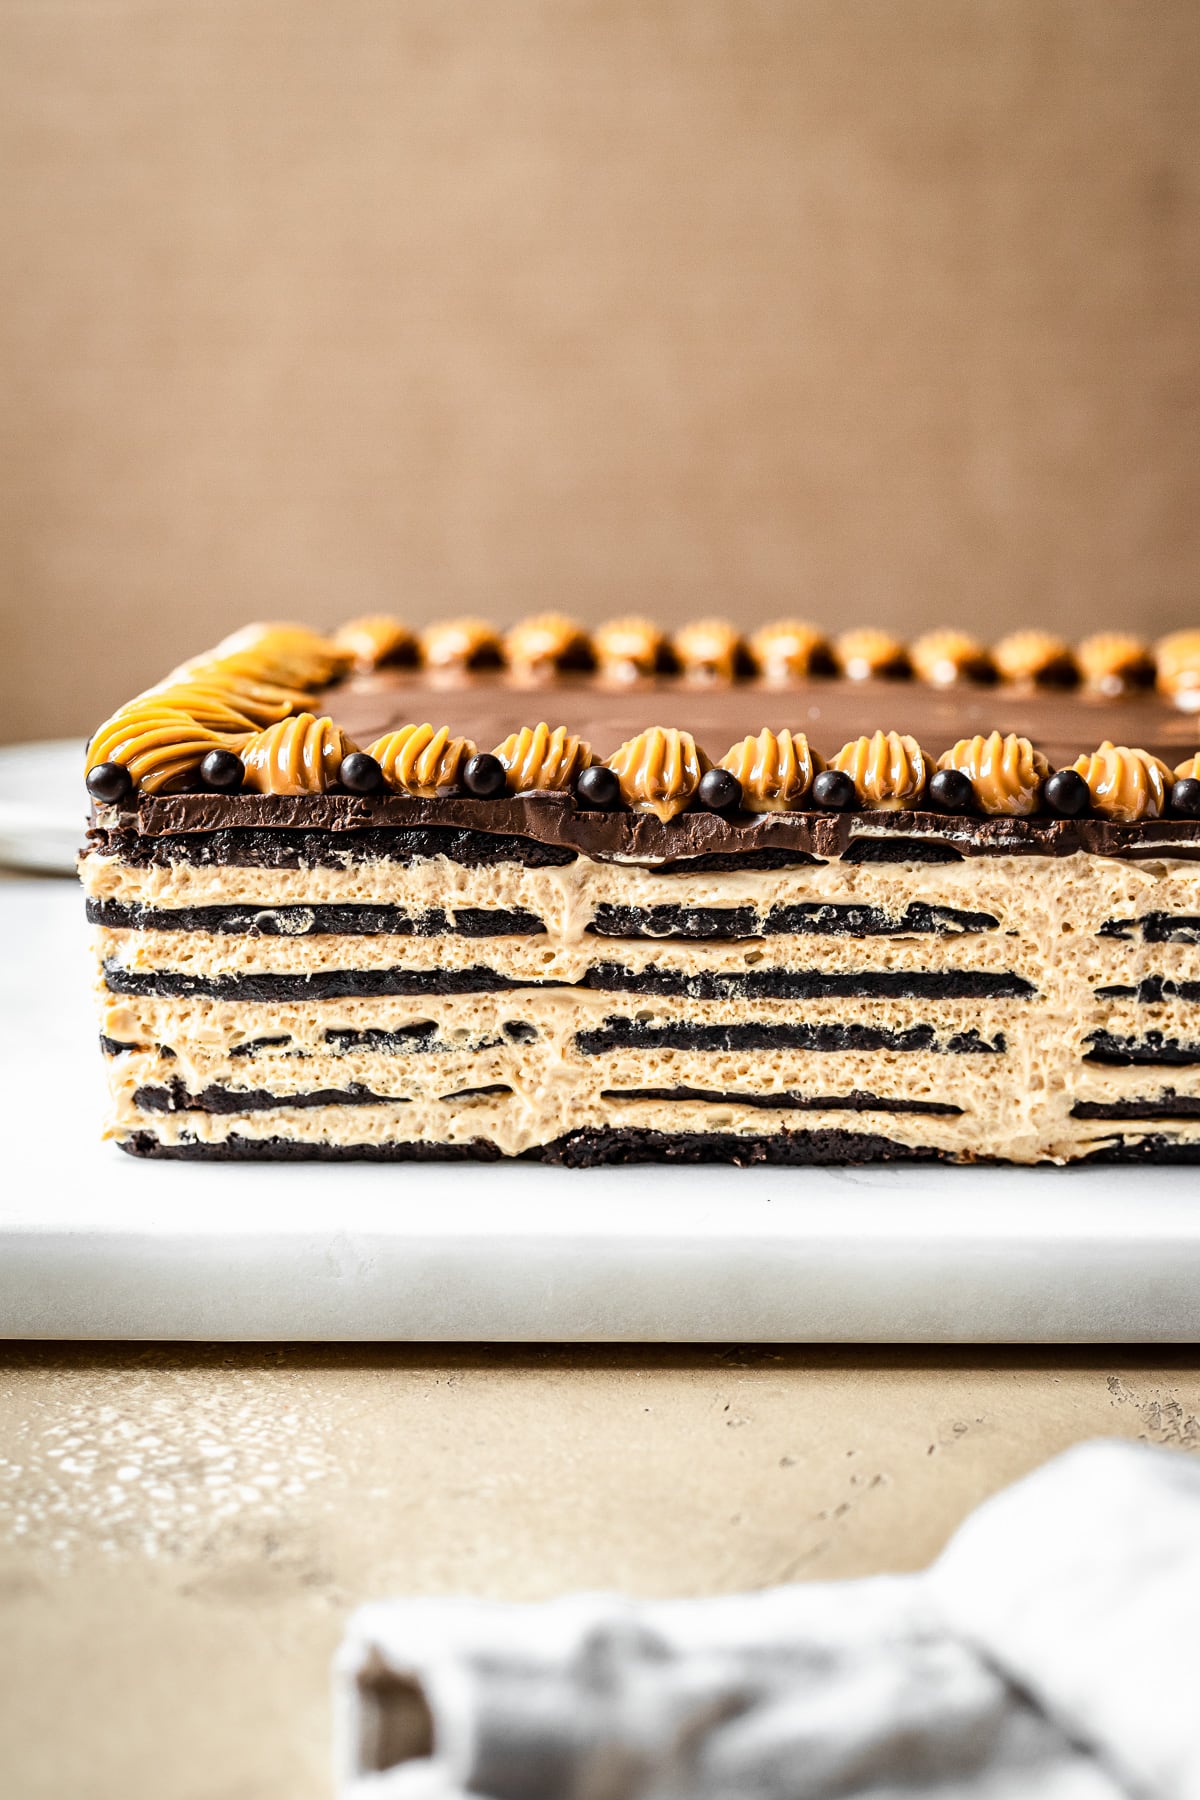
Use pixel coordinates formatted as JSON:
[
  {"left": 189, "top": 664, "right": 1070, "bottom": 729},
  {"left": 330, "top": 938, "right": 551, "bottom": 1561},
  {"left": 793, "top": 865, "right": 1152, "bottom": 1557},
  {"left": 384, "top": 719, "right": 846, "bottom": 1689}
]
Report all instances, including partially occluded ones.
[{"left": 80, "top": 615, "right": 1200, "bottom": 1164}]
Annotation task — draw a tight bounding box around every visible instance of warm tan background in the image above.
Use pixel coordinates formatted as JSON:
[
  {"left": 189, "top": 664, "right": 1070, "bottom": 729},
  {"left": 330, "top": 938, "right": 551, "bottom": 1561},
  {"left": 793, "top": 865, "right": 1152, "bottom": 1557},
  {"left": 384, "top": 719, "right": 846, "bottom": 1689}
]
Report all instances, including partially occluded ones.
[{"left": 3, "top": 0, "right": 1200, "bottom": 741}]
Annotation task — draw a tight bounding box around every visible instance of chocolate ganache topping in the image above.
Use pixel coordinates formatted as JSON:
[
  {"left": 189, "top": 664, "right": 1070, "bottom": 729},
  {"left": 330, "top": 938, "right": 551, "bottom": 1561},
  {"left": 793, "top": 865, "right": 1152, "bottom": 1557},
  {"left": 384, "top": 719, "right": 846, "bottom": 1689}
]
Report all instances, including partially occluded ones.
[
  {"left": 83, "top": 614, "right": 1200, "bottom": 860},
  {"left": 319, "top": 663, "right": 1200, "bottom": 772}
]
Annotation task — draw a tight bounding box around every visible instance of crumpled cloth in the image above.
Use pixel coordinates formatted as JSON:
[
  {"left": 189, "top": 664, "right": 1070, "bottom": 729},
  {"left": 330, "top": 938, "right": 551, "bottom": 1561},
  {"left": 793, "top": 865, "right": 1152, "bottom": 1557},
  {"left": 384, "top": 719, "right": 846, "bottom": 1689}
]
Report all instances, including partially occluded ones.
[{"left": 334, "top": 1440, "right": 1200, "bottom": 1800}]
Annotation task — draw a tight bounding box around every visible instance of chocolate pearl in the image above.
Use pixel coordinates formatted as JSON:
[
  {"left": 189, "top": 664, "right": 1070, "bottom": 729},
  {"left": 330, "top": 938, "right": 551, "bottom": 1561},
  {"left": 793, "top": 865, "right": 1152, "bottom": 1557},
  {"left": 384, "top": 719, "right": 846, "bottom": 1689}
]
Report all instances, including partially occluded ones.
[
  {"left": 199, "top": 748, "right": 246, "bottom": 792},
  {"left": 697, "top": 767, "right": 742, "bottom": 813},
  {"left": 1043, "top": 769, "right": 1090, "bottom": 818},
  {"left": 811, "top": 768, "right": 856, "bottom": 811},
  {"left": 1170, "top": 778, "right": 1200, "bottom": 820},
  {"left": 462, "top": 752, "right": 507, "bottom": 799},
  {"left": 338, "top": 751, "right": 383, "bottom": 795},
  {"left": 927, "top": 768, "right": 975, "bottom": 814},
  {"left": 574, "top": 764, "right": 620, "bottom": 810},
  {"left": 85, "top": 761, "right": 133, "bottom": 805}
]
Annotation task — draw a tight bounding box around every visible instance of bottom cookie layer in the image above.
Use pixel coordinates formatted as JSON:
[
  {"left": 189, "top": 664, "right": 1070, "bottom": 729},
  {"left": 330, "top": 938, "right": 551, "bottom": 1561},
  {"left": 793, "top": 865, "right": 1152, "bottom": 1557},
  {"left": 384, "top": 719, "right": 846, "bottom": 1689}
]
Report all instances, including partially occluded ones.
[
  {"left": 117, "top": 1127, "right": 1200, "bottom": 1165},
  {"left": 120, "top": 1126, "right": 952, "bottom": 1166}
]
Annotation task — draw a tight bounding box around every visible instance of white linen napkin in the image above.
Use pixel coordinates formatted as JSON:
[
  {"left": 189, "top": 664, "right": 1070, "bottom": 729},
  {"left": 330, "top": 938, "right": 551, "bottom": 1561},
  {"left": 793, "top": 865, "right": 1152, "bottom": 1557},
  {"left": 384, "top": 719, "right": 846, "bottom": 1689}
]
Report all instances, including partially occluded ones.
[{"left": 335, "top": 1440, "right": 1200, "bottom": 1800}]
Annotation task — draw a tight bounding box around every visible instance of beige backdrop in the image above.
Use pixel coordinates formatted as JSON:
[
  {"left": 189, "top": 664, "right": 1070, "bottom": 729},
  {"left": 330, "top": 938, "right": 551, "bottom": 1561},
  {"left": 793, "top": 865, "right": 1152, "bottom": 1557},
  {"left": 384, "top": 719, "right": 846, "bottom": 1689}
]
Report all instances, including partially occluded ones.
[{"left": 2, "top": 0, "right": 1199, "bottom": 741}]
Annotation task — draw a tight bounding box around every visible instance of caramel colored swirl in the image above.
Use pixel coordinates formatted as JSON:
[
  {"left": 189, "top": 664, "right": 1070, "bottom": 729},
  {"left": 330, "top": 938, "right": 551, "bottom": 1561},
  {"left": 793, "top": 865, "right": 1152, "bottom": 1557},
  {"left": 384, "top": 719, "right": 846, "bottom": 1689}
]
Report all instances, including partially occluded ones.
[
  {"left": 188, "top": 622, "right": 351, "bottom": 690},
  {"left": 910, "top": 630, "right": 994, "bottom": 687},
  {"left": 747, "top": 621, "right": 833, "bottom": 683},
  {"left": 369, "top": 724, "right": 475, "bottom": 796},
  {"left": 592, "top": 617, "right": 669, "bottom": 681},
  {"left": 334, "top": 615, "right": 418, "bottom": 670},
  {"left": 142, "top": 685, "right": 257, "bottom": 733},
  {"left": 993, "top": 630, "right": 1077, "bottom": 687},
  {"left": 1156, "top": 631, "right": 1200, "bottom": 710},
  {"left": 420, "top": 617, "right": 503, "bottom": 672},
  {"left": 241, "top": 713, "right": 358, "bottom": 795},
  {"left": 494, "top": 723, "right": 592, "bottom": 792},
  {"left": 1175, "top": 753, "right": 1200, "bottom": 782},
  {"left": 719, "top": 729, "right": 820, "bottom": 811},
  {"left": 150, "top": 673, "right": 310, "bottom": 727},
  {"left": 505, "top": 614, "right": 593, "bottom": 678},
  {"left": 672, "top": 619, "right": 745, "bottom": 683},
  {"left": 938, "top": 732, "right": 1049, "bottom": 816},
  {"left": 607, "top": 728, "right": 711, "bottom": 821},
  {"left": 830, "top": 730, "right": 927, "bottom": 809},
  {"left": 835, "top": 629, "right": 910, "bottom": 681},
  {"left": 86, "top": 702, "right": 247, "bottom": 795},
  {"left": 1071, "top": 741, "right": 1173, "bottom": 822},
  {"left": 1077, "top": 632, "right": 1154, "bottom": 697}
]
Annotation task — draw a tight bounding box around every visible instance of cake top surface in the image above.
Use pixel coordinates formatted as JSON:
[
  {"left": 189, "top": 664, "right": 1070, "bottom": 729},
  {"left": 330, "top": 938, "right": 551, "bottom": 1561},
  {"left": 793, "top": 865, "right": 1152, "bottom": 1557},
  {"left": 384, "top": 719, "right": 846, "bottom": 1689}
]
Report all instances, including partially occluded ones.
[{"left": 83, "top": 614, "right": 1200, "bottom": 839}]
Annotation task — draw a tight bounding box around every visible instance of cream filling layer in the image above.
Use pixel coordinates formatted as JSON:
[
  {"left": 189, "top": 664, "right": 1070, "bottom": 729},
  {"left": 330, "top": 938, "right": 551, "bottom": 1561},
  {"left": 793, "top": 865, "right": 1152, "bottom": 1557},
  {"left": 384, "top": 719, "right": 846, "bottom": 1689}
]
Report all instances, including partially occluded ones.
[
  {"left": 81, "top": 851, "right": 1200, "bottom": 942},
  {"left": 105, "top": 1041, "right": 1004, "bottom": 1106},
  {"left": 95, "top": 926, "right": 1057, "bottom": 984},
  {"left": 97, "top": 983, "right": 1032, "bottom": 1050},
  {"left": 111, "top": 1092, "right": 1200, "bottom": 1164},
  {"left": 108, "top": 1035, "right": 1200, "bottom": 1103},
  {"left": 103, "top": 1044, "right": 1021, "bottom": 1139}
]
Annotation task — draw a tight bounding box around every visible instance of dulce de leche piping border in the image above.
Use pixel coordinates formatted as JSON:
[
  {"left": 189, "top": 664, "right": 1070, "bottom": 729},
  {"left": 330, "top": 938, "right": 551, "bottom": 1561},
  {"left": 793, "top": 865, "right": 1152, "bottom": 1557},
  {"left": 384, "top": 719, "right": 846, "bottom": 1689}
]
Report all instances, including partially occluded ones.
[{"left": 83, "top": 615, "right": 1200, "bottom": 832}]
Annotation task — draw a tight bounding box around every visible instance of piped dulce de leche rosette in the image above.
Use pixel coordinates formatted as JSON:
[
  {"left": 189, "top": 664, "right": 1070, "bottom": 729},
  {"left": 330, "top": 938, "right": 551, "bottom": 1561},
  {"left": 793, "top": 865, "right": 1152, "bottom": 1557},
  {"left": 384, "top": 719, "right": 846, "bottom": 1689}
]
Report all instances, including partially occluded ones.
[{"left": 77, "top": 616, "right": 1200, "bottom": 1165}]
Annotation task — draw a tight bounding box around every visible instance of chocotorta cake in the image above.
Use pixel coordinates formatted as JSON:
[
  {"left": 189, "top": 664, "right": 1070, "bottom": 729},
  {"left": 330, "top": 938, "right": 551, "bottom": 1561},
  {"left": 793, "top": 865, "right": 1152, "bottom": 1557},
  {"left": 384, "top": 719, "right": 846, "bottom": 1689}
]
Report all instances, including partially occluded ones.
[{"left": 80, "top": 615, "right": 1200, "bottom": 1164}]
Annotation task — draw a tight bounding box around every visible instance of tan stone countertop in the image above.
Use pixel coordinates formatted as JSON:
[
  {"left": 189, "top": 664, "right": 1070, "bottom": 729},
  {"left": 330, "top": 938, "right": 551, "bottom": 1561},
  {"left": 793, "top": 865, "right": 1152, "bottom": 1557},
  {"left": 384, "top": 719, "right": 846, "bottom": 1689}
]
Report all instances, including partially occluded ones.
[{"left": 1, "top": 1343, "right": 1199, "bottom": 1798}]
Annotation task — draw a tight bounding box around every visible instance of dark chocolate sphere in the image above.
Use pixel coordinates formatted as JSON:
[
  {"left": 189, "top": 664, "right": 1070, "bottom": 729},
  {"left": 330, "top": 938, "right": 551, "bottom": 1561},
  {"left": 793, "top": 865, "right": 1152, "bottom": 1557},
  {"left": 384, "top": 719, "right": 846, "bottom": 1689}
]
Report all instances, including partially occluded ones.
[
  {"left": 1170, "top": 777, "right": 1200, "bottom": 820},
  {"left": 338, "top": 751, "right": 384, "bottom": 795},
  {"left": 199, "top": 748, "right": 246, "bottom": 792},
  {"left": 811, "top": 768, "right": 856, "bottom": 811},
  {"left": 573, "top": 764, "right": 620, "bottom": 810},
  {"left": 1043, "top": 769, "right": 1091, "bottom": 818},
  {"left": 697, "top": 767, "right": 742, "bottom": 813},
  {"left": 462, "top": 752, "right": 507, "bottom": 799},
  {"left": 85, "top": 761, "right": 133, "bottom": 805},
  {"left": 927, "top": 768, "right": 975, "bottom": 814}
]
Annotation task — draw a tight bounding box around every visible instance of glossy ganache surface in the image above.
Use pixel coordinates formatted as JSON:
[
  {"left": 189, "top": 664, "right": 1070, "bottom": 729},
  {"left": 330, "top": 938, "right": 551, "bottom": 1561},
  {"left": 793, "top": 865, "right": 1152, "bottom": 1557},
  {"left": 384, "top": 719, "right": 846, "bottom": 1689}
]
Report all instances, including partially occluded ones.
[{"left": 317, "top": 665, "right": 1200, "bottom": 771}]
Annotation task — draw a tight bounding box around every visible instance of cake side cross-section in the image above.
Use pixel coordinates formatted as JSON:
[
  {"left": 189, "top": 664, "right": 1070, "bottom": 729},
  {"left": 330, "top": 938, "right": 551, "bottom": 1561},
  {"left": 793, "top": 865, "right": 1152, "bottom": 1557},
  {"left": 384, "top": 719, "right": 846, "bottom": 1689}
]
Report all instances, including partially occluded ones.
[{"left": 79, "top": 614, "right": 1200, "bottom": 1164}]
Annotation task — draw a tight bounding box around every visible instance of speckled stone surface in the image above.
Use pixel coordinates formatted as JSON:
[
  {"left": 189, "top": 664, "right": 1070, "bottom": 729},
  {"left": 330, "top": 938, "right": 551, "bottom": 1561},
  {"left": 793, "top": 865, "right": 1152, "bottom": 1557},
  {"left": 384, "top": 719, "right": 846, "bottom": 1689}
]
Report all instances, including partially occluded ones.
[{"left": 1, "top": 1344, "right": 1200, "bottom": 1798}]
